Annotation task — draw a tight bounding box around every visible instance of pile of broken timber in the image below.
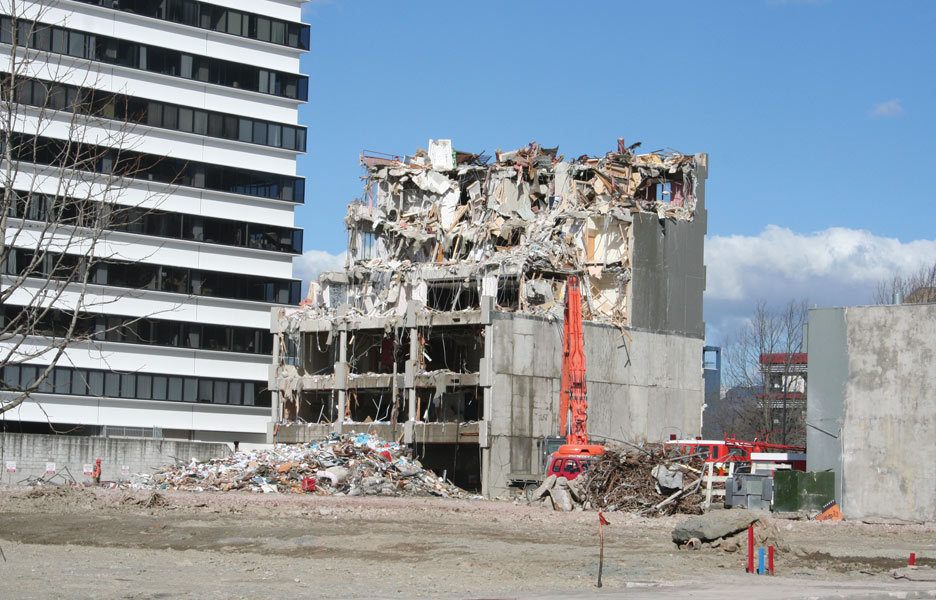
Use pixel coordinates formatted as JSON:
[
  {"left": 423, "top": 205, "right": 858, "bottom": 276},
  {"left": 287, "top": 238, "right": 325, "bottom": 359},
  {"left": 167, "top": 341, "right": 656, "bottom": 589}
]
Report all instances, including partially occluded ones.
[
  {"left": 532, "top": 445, "right": 706, "bottom": 515},
  {"left": 582, "top": 445, "right": 705, "bottom": 515}
]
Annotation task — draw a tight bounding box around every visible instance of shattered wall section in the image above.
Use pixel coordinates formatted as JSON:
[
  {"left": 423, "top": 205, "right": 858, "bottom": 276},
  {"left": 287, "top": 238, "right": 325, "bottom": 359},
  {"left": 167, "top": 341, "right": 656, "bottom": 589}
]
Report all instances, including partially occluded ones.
[{"left": 326, "top": 139, "right": 706, "bottom": 326}]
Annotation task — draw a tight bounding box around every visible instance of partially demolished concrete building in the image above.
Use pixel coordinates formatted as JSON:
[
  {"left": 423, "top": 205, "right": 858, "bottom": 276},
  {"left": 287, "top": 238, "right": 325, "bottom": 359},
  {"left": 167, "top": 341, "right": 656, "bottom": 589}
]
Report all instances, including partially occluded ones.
[{"left": 270, "top": 139, "right": 709, "bottom": 496}]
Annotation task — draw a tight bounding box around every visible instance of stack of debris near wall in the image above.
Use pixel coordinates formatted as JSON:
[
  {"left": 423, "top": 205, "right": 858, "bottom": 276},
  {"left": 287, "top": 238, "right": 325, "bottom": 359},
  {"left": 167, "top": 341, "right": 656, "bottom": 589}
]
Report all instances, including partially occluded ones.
[
  {"left": 298, "top": 138, "right": 701, "bottom": 325},
  {"left": 533, "top": 445, "right": 705, "bottom": 515},
  {"left": 138, "top": 434, "right": 474, "bottom": 498}
]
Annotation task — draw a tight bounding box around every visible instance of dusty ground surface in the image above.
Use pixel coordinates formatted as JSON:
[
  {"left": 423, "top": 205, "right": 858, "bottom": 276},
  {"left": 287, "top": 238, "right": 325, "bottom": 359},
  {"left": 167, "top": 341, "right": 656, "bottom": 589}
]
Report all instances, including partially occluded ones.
[{"left": 1, "top": 485, "right": 935, "bottom": 600}]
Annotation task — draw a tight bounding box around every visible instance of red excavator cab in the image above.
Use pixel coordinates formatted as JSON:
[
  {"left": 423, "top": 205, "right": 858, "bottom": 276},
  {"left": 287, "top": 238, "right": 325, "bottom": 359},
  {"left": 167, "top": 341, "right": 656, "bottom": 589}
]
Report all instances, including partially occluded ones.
[{"left": 546, "top": 445, "right": 605, "bottom": 481}]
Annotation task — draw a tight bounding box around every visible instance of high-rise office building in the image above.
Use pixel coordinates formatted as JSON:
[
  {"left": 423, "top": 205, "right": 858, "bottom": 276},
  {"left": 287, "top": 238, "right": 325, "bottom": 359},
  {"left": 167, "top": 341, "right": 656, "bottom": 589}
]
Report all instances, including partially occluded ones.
[{"left": 1, "top": 0, "right": 308, "bottom": 445}]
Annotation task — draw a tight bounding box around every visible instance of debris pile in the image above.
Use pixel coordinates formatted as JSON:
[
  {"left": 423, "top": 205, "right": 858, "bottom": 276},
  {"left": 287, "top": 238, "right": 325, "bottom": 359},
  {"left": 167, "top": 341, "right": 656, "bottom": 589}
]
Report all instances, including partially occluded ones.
[
  {"left": 140, "top": 434, "right": 473, "bottom": 498},
  {"left": 533, "top": 445, "right": 706, "bottom": 515},
  {"left": 581, "top": 446, "right": 705, "bottom": 515}
]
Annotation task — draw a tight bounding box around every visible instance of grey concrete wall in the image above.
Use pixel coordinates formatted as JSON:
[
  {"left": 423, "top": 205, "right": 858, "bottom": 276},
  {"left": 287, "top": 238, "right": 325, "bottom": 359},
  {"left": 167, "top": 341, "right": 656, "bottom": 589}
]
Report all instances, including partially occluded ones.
[
  {"left": 629, "top": 161, "right": 707, "bottom": 338},
  {"left": 0, "top": 433, "right": 231, "bottom": 484},
  {"left": 483, "top": 312, "right": 703, "bottom": 497},
  {"left": 808, "top": 304, "right": 936, "bottom": 522},
  {"left": 805, "top": 307, "right": 847, "bottom": 505}
]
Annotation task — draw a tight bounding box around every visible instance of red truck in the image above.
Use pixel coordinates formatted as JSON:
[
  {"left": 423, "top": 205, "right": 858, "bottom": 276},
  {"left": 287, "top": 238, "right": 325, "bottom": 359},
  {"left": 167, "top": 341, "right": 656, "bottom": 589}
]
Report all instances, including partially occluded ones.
[{"left": 545, "top": 444, "right": 604, "bottom": 481}]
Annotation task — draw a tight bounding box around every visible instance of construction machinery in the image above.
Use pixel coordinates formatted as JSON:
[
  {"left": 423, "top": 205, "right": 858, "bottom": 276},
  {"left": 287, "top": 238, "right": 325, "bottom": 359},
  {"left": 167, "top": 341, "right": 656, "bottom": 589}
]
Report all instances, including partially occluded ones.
[
  {"left": 550, "top": 276, "right": 605, "bottom": 472},
  {"left": 507, "top": 276, "right": 604, "bottom": 495}
]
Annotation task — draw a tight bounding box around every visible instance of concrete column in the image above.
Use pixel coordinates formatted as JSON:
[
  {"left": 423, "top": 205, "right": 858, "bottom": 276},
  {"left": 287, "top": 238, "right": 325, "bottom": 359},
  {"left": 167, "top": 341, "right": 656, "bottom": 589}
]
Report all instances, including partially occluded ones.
[
  {"left": 335, "top": 329, "right": 348, "bottom": 433},
  {"left": 271, "top": 333, "right": 281, "bottom": 423},
  {"left": 408, "top": 328, "right": 418, "bottom": 422},
  {"left": 481, "top": 321, "right": 494, "bottom": 497}
]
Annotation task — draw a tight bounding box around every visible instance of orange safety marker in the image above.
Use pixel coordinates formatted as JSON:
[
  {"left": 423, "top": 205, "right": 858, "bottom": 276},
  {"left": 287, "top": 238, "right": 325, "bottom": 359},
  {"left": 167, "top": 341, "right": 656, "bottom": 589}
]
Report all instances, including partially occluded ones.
[{"left": 816, "top": 501, "right": 843, "bottom": 521}]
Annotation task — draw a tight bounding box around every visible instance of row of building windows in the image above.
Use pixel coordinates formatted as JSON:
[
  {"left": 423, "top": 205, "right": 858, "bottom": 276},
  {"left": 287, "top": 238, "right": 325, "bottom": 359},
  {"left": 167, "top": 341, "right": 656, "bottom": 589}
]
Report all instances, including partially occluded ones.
[
  {"left": 0, "top": 363, "right": 271, "bottom": 407},
  {"left": 0, "top": 305, "right": 273, "bottom": 355},
  {"left": 0, "top": 16, "right": 308, "bottom": 100},
  {"left": 3, "top": 248, "right": 302, "bottom": 305},
  {"left": 3, "top": 133, "right": 304, "bottom": 203},
  {"left": 6, "top": 73, "right": 307, "bottom": 152},
  {"left": 5, "top": 190, "right": 303, "bottom": 254},
  {"left": 74, "top": 0, "right": 311, "bottom": 50}
]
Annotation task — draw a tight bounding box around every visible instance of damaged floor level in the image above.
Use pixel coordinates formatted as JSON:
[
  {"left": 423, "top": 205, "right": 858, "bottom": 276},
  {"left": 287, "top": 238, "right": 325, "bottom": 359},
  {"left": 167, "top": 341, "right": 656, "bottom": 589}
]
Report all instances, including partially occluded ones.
[{"left": 329, "top": 137, "right": 702, "bottom": 324}]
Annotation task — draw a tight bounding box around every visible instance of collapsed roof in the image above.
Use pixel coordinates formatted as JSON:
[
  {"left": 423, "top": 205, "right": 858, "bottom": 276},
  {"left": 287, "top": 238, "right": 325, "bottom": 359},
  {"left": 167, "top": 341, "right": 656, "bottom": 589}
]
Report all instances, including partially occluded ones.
[{"left": 306, "top": 138, "right": 705, "bottom": 325}]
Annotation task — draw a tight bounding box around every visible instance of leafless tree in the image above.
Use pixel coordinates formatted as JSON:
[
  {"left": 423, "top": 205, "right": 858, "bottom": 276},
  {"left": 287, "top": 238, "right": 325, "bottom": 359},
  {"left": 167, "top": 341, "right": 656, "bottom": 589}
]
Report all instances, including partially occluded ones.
[
  {"left": 1, "top": 1, "right": 163, "bottom": 416},
  {"left": 715, "top": 299, "right": 808, "bottom": 446},
  {"left": 873, "top": 261, "right": 936, "bottom": 305}
]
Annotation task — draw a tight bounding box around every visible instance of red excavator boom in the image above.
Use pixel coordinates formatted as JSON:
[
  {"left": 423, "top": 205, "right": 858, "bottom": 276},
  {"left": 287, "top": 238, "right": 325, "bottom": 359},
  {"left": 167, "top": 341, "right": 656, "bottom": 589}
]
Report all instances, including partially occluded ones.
[{"left": 559, "top": 276, "right": 589, "bottom": 446}]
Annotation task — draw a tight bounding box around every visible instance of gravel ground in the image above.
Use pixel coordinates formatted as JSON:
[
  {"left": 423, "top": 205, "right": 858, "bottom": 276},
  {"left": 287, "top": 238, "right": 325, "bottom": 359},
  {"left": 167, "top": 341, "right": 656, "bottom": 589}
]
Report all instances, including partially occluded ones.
[{"left": 0, "top": 485, "right": 934, "bottom": 599}]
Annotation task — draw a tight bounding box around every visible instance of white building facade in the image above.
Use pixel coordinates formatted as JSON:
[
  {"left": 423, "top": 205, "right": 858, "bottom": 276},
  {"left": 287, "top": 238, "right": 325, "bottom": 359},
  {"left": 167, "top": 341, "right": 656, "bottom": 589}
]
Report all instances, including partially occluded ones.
[{"left": 1, "top": 0, "right": 308, "bottom": 445}]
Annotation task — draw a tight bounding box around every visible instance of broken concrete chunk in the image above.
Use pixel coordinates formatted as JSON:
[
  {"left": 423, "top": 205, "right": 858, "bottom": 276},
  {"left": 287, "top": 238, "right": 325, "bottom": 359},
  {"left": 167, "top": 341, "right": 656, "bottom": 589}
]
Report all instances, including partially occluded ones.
[
  {"left": 414, "top": 170, "right": 454, "bottom": 195},
  {"left": 548, "top": 487, "right": 574, "bottom": 512},
  {"left": 672, "top": 510, "right": 768, "bottom": 545},
  {"left": 525, "top": 279, "right": 555, "bottom": 305},
  {"left": 530, "top": 474, "right": 557, "bottom": 501},
  {"left": 651, "top": 464, "right": 683, "bottom": 491},
  {"left": 428, "top": 139, "right": 454, "bottom": 171}
]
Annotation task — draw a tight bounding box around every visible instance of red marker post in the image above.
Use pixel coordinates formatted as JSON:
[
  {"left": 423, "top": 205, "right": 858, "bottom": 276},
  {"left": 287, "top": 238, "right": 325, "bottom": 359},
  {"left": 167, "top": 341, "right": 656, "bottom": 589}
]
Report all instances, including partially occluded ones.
[
  {"left": 769, "top": 545, "right": 775, "bottom": 575},
  {"left": 910, "top": 553, "right": 916, "bottom": 566},
  {"left": 747, "top": 526, "right": 755, "bottom": 573}
]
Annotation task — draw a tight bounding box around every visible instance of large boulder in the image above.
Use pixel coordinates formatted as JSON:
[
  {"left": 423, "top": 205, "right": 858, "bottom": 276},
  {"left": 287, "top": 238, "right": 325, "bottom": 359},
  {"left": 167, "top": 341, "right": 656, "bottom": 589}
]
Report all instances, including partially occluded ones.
[{"left": 672, "top": 510, "right": 768, "bottom": 545}]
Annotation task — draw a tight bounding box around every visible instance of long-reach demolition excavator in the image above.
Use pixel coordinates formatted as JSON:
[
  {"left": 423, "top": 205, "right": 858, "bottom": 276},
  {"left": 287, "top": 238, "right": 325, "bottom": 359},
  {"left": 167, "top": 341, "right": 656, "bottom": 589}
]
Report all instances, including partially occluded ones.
[
  {"left": 507, "top": 276, "right": 604, "bottom": 496},
  {"left": 548, "top": 276, "right": 605, "bottom": 478}
]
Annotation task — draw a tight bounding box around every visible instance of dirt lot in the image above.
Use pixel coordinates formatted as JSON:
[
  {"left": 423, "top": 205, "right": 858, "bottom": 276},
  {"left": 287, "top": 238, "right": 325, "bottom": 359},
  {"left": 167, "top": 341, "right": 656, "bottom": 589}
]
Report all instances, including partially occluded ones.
[{"left": 0, "top": 486, "right": 934, "bottom": 600}]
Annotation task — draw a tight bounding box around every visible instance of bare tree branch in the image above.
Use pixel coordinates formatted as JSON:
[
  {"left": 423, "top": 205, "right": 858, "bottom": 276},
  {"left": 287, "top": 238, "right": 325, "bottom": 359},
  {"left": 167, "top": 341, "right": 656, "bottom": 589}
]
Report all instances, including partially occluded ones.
[
  {"left": 873, "top": 262, "right": 936, "bottom": 305},
  {"left": 712, "top": 299, "right": 808, "bottom": 446}
]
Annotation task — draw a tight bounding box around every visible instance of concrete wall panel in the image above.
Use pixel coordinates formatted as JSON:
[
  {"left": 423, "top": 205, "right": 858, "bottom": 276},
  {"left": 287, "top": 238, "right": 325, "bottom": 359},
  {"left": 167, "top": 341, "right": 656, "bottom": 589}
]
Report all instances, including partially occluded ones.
[
  {"left": 808, "top": 304, "right": 936, "bottom": 522},
  {"left": 484, "top": 313, "right": 703, "bottom": 496}
]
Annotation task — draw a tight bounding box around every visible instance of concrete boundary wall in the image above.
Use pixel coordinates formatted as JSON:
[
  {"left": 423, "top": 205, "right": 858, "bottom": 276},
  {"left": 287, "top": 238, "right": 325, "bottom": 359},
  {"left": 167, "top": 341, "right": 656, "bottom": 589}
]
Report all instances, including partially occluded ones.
[
  {"left": 0, "top": 433, "right": 231, "bottom": 484},
  {"left": 808, "top": 304, "right": 936, "bottom": 522}
]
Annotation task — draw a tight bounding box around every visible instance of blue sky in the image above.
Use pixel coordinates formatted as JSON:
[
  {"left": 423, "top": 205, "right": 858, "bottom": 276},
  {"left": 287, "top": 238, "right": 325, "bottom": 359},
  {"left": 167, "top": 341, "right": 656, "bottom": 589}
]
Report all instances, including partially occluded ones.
[{"left": 293, "top": 0, "right": 936, "bottom": 343}]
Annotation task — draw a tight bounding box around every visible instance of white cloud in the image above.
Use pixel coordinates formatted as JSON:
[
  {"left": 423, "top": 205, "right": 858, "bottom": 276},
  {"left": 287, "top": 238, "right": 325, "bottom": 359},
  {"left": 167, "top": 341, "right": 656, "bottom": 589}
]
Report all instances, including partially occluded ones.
[
  {"left": 705, "top": 226, "right": 936, "bottom": 342},
  {"left": 293, "top": 249, "right": 346, "bottom": 288},
  {"left": 870, "top": 99, "right": 904, "bottom": 118}
]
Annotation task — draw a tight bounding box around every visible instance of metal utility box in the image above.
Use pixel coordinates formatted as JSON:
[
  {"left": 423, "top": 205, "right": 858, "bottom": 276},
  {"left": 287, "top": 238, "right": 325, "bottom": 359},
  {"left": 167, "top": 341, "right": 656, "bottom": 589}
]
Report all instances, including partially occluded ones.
[
  {"left": 725, "top": 473, "right": 773, "bottom": 510},
  {"left": 772, "top": 471, "right": 835, "bottom": 512}
]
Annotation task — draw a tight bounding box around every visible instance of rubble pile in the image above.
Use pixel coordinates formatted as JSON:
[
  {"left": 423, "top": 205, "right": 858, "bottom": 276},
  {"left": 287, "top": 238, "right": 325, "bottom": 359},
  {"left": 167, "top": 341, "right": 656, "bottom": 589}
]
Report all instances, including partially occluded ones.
[
  {"left": 532, "top": 445, "right": 706, "bottom": 515},
  {"left": 140, "top": 433, "right": 472, "bottom": 498},
  {"left": 580, "top": 446, "right": 705, "bottom": 516}
]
